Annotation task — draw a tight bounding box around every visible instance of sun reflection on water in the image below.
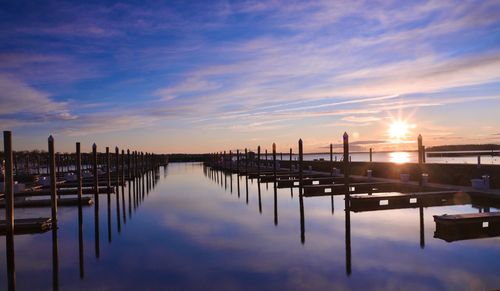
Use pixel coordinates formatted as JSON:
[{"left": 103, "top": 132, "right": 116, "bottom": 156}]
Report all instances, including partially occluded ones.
[{"left": 389, "top": 152, "right": 410, "bottom": 164}]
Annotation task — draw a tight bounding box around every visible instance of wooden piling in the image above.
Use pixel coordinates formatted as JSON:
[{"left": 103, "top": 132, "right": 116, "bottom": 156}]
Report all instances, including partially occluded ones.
[
  {"left": 343, "top": 132, "right": 350, "bottom": 190},
  {"left": 257, "top": 146, "right": 261, "bottom": 177},
  {"left": 76, "top": 142, "right": 82, "bottom": 205},
  {"left": 92, "top": 144, "right": 99, "bottom": 208},
  {"left": 3, "top": 131, "right": 14, "bottom": 235},
  {"left": 299, "top": 139, "right": 303, "bottom": 196},
  {"left": 369, "top": 148, "right": 373, "bottom": 163},
  {"left": 48, "top": 135, "right": 57, "bottom": 225}
]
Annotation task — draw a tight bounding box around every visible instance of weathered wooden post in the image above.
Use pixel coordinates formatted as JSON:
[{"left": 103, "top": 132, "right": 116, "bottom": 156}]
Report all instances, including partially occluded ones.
[
  {"left": 257, "top": 146, "right": 261, "bottom": 177},
  {"left": 3, "top": 131, "right": 16, "bottom": 291},
  {"left": 49, "top": 135, "right": 58, "bottom": 225},
  {"left": 127, "top": 149, "right": 131, "bottom": 180},
  {"left": 229, "top": 150, "right": 233, "bottom": 172},
  {"left": 272, "top": 143, "right": 277, "bottom": 179},
  {"left": 92, "top": 144, "right": 99, "bottom": 209},
  {"left": 289, "top": 148, "right": 293, "bottom": 173},
  {"left": 343, "top": 132, "right": 350, "bottom": 192},
  {"left": 418, "top": 134, "right": 423, "bottom": 164},
  {"left": 330, "top": 143, "right": 333, "bottom": 177},
  {"left": 299, "top": 139, "right": 303, "bottom": 196},
  {"left": 369, "top": 148, "right": 373, "bottom": 163},
  {"left": 418, "top": 134, "right": 423, "bottom": 186},
  {"left": 244, "top": 148, "right": 248, "bottom": 174},
  {"left": 422, "top": 146, "right": 426, "bottom": 163},
  {"left": 76, "top": 142, "right": 82, "bottom": 205},
  {"left": 3, "top": 131, "right": 14, "bottom": 235},
  {"left": 236, "top": 149, "right": 240, "bottom": 173},
  {"left": 106, "top": 147, "right": 111, "bottom": 194}
]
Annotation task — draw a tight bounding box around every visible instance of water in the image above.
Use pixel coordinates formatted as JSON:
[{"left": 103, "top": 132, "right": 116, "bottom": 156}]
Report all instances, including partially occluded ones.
[
  {"left": 285, "top": 151, "right": 500, "bottom": 164},
  {"left": 1, "top": 163, "right": 499, "bottom": 290}
]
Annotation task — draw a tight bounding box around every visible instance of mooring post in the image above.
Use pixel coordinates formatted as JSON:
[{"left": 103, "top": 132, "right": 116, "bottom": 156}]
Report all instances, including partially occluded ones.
[
  {"left": 289, "top": 148, "right": 293, "bottom": 173},
  {"left": 244, "top": 148, "right": 248, "bottom": 174},
  {"left": 76, "top": 142, "right": 82, "bottom": 205},
  {"left": 369, "top": 148, "right": 373, "bottom": 163},
  {"left": 92, "top": 144, "right": 99, "bottom": 208},
  {"left": 236, "top": 149, "right": 240, "bottom": 173},
  {"left": 299, "top": 139, "right": 303, "bottom": 193},
  {"left": 115, "top": 147, "right": 120, "bottom": 189},
  {"left": 3, "top": 131, "right": 14, "bottom": 233},
  {"left": 106, "top": 147, "right": 111, "bottom": 194},
  {"left": 257, "top": 146, "right": 261, "bottom": 177},
  {"left": 343, "top": 132, "right": 350, "bottom": 193},
  {"left": 330, "top": 143, "right": 333, "bottom": 177},
  {"left": 418, "top": 134, "right": 423, "bottom": 186},
  {"left": 49, "top": 135, "right": 58, "bottom": 225},
  {"left": 273, "top": 143, "right": 277, "bottom": 180},
  {"left": 229, "top": 150, "right": 233, "bottom": 172},
  {"left": 422, "top": 146, "right": 426, "bottom": 163},
  {"left": 127, "top": 149, "right": 131, "bottom": 180}
]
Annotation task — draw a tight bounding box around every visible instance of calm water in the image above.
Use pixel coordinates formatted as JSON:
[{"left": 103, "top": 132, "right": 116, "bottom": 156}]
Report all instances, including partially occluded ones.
[
  {"left": 1, "top": 163, "right": 499, "bottom": 290},
  {"left": 289, "top": 152, "right": 500, "bottom": 164}
]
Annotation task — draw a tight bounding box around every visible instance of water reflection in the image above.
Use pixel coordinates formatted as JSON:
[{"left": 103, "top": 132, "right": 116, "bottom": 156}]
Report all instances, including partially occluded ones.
[
  {"left": 389, "top": 152, "right": 411, "bottom": 164},
  {"left": 2, "top": 164, "right": 500, "bottom": 290}
]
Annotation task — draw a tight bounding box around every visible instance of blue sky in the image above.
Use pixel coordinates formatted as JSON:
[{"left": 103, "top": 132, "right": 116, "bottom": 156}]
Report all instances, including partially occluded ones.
[{"left": 1, "top": 0, "right": 500, "bottom": 153}]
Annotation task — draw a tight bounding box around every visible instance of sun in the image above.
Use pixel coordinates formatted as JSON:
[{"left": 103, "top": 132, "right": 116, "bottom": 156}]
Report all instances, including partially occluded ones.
[{"left": 389, "top": 121, "right": 409, "bottom": 140}]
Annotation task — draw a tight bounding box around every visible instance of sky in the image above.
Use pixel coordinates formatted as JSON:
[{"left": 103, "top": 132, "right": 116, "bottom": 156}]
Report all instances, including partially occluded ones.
[{"left": 1, "top": 0, "right": 500, "bottom": 153}]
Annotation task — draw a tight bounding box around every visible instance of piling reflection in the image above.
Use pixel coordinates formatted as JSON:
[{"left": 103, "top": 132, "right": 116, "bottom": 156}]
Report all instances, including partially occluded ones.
[
  {"left": 52, "top": 226, "right": 59, "bottom": 291},
  {"left": 78, "top": 202, "right": 84, "bottom": 279},
  {"left": 6, "top": 230, "right": 15, "bottom": 291}
]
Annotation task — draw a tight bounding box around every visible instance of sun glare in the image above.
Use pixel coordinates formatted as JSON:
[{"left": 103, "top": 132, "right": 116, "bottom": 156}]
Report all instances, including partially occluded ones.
[{"left": 389, "top": 121, "right": 409, "bottom": 140}]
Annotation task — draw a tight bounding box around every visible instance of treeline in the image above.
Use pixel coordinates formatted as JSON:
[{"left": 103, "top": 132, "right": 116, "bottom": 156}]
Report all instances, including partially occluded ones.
[
  {"left": 427, "top": 144, "right": 500, "bottom": 152},
  {"left": 168, "top": 154, "right": 208, "bottom": 162}
]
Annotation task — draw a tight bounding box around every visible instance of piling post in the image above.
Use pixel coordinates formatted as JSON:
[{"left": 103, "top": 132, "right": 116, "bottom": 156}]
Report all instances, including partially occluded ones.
[
  {"left": 330, "top": 143, "right": 333, "bottom": 177},
  {"left": 299, "top": 139, "right": 303, "bottom": 196},
  {"left": 127, "top": 149, "right": 131, "bottom": 180},
  {"left": 115, "top": 147, "right": 120, "bottom": 189},
  {"left": 3, "top": 131, "right": 14, "bottom": 234},
  {"left": 106, "top": 147, "right": 111, "bottom": 194},
  {"left": 422, "top": 146, "right": 426, "bottom": 163},
  {"left": 244, "top": 148, "right": 248, "bottom": 174},
  {"left": 289, "top": 148, "right": 293, "bottom": 173},
  {"left": 92, "top": 144, "right": 99, "bottom": 208},
  {"left": 48, "top": 135, "right": 58, "bottom": 226},
  {"left": 369, "top": 148, "right": 373, "bottom": 163},
  {"left": 257, "top": 146, "right": 261, "bottom": 177},
  {"left": 229, "top": 150, "right": 233, "bottom": 172},
  {"left": 418, "top": 134, "right": 423, "bottom": 186},
  {"left": 343, "top": 132, "right": 350, "bottom": 192},
  {"left": 272, "top": 143, "right": 277, "bottom": 180},
  {"left": 76, "top": 142, "right": 82, "bottom": 205},
  {"left": 236, "top": 149, "right": 240, "bottom": 173}
]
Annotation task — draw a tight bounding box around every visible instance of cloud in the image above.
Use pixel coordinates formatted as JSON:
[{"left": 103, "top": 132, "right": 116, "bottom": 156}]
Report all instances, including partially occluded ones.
[{"left": 0, "top": 74, "right": 76, "bottom": 122}]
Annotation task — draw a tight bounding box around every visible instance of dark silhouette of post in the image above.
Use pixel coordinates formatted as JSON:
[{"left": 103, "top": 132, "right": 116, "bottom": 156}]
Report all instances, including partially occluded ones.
[
  {"left": 92, "top": 143, "right": 100, "bottom": 259},
  {"left": 419, "top": 207, "right": 425, "bottom": 248},
  {"left": 115, "top": 147, "right": 121, "bottom": 233},
  {"left": 49, "top": 136, "right": 57, "bottom": 226},
  {"left": 369, "top": 148, "right": 372, "bottom": 163},
  {"left": 298, "top": 139, "right": 305, "bottom": 244},
  {"left": 244, "top": 148, "right": 248, "bottom": 174},
  {"left": 330, "top": 143, "right": 333, "bottom": 177},
  {"left": 4, "top": 131, "right": 16, "bottom": 290},
  {"left": 236, "top": 150, "right": 239, "bottom": 173},
  {"left": 76, "top": 143, "right": 82, "bottom": 205},
  {"left": 418, "top": 134, "right": 423, "bottom": 186},
  {"left": 121, "top": 150, "right": 126, "bottom": 224},
  {"left": 273, "top": 143, "right": 278, "bottom": 226},
  {"left": 343, "top": 132, "right": 350, "bottom": 192},
  {"left": 257, "top": 146, "right": 261, "bottom": 177},
  {"left": 289, "top": 148, "right": 293, "bottom": 173}
]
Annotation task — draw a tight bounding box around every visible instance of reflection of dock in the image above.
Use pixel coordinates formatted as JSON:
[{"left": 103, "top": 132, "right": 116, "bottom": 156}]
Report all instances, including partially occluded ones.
[
  {"left": 349, "top": 191, "right": 472, "bottom": 212},
  {"left": 434, "top": 212, "right": 500, "bottom": 242},
  {"left": 0, "top": 218, "right": 52, "bottom": 235},
  {"left": 0, "top": 197, "right": 93, "bottom": 208}
]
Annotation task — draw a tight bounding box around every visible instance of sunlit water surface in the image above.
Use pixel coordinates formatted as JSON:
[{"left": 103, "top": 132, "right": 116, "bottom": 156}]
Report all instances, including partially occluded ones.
[{"left": 1, "top": 163, "right": 499, "bottom": 290}]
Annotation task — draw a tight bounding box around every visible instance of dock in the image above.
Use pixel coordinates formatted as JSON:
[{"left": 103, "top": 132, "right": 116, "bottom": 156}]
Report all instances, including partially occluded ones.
[
  {"left": 434, "top": 212, "right": 500, "bottom": 242},
  {"left": 0, "top": 197, "right": 94, "bottom": 208},
  {"left": 0, "top": 218, "right": 52, "bottom": 235}
]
